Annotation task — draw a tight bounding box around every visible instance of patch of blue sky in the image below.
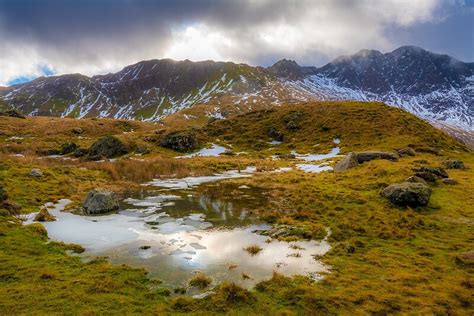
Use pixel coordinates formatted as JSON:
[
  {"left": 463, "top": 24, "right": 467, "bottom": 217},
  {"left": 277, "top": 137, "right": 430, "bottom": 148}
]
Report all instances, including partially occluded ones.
[{"left": 7, "top": 64, "right": 55, "bottom": 86}]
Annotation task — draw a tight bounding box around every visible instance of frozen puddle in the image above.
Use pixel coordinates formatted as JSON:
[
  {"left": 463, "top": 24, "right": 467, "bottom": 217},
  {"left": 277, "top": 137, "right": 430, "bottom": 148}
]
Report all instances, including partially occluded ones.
[
  {"left": 291, "top": 146, "right": 341, "bottom": 162},
  {"left": 296, "top": 163, "right": 333, "bottom": 173},
  {"left": 26, "top": 190, "right": 331, "bottom": 289},
  {"left": 147, "top": 166, "right": 256, "bottom": 189},
  {"left": 177, "top": 144, "right": 228, "bottom": 158}
]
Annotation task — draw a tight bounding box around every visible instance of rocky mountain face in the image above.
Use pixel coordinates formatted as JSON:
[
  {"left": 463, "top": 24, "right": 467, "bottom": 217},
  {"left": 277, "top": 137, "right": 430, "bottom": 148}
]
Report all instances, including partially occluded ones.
[
  {"left": 1, "top": 46, "right": 473, "bottom": 132},
  {"left": 286, "top": 46, "right": 474, "bottom": 130}
]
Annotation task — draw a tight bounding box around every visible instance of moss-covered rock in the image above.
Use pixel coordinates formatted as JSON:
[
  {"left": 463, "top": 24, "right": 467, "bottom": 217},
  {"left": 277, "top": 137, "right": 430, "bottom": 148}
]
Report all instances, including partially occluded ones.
[
  {"left": 61, "top": 142, "right": 78, "bottom": 155},
  {"left": 380, "top": 182, "right": 432, "bottom": 207},
  {"left": 160, "top": 130, "right": 198, "bottom": 152},
  {"left": 87, "top": 136, "right": 127, "bottom": 159}
]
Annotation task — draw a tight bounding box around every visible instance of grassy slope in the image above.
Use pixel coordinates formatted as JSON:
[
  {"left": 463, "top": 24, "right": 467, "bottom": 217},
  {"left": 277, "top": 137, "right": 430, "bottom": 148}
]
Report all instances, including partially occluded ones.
[{"left": 0, "top": 101, "right": 472, "bottom": 314}]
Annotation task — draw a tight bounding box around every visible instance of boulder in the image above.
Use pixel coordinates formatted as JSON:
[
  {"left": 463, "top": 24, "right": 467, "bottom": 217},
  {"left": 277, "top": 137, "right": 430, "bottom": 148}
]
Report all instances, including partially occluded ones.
[
  {"left": 34, "top": 208, "right": 56, "bottom": 222},
  {"left": 61, "top": 142, "right": 78, "bottom": 155},
  {"left": 356, "top": 151, "right": 399, "bottom": 163},
  {"left": 29, "top": 168, "right": 43, "bottom": 177},
  {"left": 443, "top": 160, "right": 465, "bottom": 170},
  {"left": 380, "top": 182, "right": 432, "bottom": 207},
  {"left": 397, "top": 148, "right": 416, "bottom": 156},
  {"left": 334, "top": 152, "right": 359, "bottom": 172},
  {"left": 405, "top": 175, "right": 427, "bottom": 185},
  {"left": 83, "top": 189, "right": 119, "bottom": 215},
  {"left": 87, "top": 136, "right": 127, "bottom": 159},
  {"left": 160, "top": 131, "right": 198, "bottom": 152},
  {"left": 0, "top": 182, "right": 7, "bottom": 202},
  {"left": 414, "top": 166, "right": 449, "bottom": 179},
  {"left": 442, "top": 178, "right": 458, "bottom": 185}
]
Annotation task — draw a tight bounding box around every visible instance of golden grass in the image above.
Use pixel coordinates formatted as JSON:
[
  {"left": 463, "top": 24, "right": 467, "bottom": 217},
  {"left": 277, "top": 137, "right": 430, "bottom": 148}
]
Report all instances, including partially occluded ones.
[
  {"left": 244, "top": 244, "right": 263, "bottom": 255},
  {"left": 188, "top": 273, "right": 212, "bottom": 289}
]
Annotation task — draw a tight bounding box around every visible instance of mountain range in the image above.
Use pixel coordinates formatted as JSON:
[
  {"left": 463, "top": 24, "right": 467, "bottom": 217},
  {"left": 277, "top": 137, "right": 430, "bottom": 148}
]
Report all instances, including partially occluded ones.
[{"left": 1, "top": 46, "right": 473, "bottom": 133}]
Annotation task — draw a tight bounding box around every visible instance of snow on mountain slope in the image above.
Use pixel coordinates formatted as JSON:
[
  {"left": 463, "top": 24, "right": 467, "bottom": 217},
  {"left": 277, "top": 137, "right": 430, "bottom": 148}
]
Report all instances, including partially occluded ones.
[{"left": 0, "top": 46, "right": 472, "bottom": 133}]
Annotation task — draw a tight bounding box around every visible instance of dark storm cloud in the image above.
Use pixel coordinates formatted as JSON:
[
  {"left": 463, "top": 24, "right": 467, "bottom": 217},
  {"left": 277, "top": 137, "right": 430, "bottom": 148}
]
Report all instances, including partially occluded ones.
[{"left": 0, "top": 0, "right": 472, "bottom": 85}]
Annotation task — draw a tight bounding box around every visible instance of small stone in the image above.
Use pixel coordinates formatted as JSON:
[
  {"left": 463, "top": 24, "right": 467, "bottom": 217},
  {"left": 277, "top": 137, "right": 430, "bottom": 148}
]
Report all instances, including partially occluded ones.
[
  {"left": 380, "top": 182, "right": 432, "bottom": 207},
  {"left": 72, "top": 127, "right": 84, "bottom": 135},
  {"left": 29, "top": 168, "right": 43, "bottom": 177},
  {"left": 442, "top": 178, "right": 458, "bottom": 185},
  {"left": 34, "top": 208, "right": 56, "bottom": 222}
]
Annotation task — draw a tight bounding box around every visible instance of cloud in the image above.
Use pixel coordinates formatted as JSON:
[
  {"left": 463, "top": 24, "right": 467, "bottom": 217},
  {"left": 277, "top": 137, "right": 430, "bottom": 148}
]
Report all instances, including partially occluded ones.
[{"left": 0, "top": 0, "right": 469, "bottom": 86}]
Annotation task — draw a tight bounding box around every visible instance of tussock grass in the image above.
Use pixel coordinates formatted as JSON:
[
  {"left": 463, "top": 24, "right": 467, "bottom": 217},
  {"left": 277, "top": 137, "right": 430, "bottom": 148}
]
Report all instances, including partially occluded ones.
[
  {"left": 244, "top": 244, "right": 263, "bottom": 255},
  {"left": 188, "top": 273, "right": 212, "bottom": 289}
]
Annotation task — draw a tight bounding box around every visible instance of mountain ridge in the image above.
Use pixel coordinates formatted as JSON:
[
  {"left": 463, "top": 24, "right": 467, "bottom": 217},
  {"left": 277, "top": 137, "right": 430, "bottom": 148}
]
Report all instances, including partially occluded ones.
[{"left": 1, "top": 46, "right": 472, "bottom": 133}]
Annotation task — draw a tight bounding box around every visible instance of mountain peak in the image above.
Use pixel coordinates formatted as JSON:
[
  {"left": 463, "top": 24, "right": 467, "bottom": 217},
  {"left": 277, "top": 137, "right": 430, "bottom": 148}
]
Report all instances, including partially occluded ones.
[{"left": 268, "top": 59, "right": 307, "bottom": 80}]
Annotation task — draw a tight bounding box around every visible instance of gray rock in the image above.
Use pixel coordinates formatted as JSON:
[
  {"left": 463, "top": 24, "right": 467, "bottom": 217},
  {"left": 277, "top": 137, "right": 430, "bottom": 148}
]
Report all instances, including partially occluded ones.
[
  {"left": 397, "top": 148, "right": 416, "bottom": 156},
  {"left": 356, "top": 151, "right": 399, "bottom": 163},
  {"left": 414, "top": 166, "right": 449, "bottom": 179},
  {"left": 380, "top": 182, "right": 431, "bottom": 207},
  {"left": 29, "top": 168, "right": 43, "bottom": 177},
  {"left": 334, "top": 152, "right": 359, "bottom": 172},
  {"left": 87, "top": 135, "right": 127, "bottom": 159},
  {"left": 83, "top": 189, "right": 119, "bottom": 214},
  {"left": 441, "top": 178, "right": 458, "bottom": 185},
  {"left": 443, "top": 160, "right": 465, "bottom": 169},
  {"left": 405, "top": 175, "right": 427, "bottom": 185},
  {"left": 414, "top": 172, "right": 438, "bottom": 182},
  {"left": 160, "top": 130, "right": 198, "bottom": 152}
]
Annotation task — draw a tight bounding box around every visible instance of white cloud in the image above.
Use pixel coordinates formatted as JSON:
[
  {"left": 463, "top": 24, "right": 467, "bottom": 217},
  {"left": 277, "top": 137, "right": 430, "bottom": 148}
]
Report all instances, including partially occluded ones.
[{"left": 0, "top": 0, "right": 454, "bottom": 86}]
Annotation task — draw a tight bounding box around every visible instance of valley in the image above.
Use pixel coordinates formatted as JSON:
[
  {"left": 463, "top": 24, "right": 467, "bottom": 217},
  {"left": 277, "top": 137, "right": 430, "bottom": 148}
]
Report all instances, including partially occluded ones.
[{"left": 0, "top": 101, "right": 472, "bottom": 314}]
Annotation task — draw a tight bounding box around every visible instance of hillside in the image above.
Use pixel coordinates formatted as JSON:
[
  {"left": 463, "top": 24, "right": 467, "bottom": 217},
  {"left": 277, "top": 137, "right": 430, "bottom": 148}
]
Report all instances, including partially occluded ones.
[{"left": 0, "top": 100, "right": 472, "bottom": 314}]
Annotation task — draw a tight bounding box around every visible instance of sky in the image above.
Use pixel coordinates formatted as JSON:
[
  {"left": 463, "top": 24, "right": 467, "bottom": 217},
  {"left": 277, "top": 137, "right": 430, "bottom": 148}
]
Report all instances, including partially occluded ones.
[{"left": 0, "top": 0, "right": 473, "bottom": 86}]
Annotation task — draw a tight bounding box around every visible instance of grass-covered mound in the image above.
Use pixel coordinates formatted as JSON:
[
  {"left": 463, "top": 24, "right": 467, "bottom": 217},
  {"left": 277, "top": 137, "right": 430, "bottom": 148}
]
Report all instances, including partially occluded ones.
[{"left": 200, "top": 101, "right": 466, "bottom": 153}]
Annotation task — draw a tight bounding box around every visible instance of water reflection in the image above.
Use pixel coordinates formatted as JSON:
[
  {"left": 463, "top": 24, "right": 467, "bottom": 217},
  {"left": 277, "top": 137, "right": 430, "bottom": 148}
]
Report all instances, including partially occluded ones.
[{"left": 26, "top": 183, "right": 331, "bottom": 290}]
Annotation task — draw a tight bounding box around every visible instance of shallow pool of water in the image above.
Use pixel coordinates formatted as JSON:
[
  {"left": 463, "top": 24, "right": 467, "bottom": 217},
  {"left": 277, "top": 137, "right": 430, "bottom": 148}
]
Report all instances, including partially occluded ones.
[{"left": 26, "top": 181, "right": 331, "bottom": 290}]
